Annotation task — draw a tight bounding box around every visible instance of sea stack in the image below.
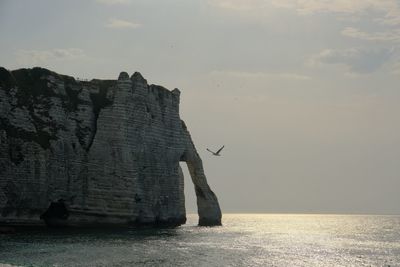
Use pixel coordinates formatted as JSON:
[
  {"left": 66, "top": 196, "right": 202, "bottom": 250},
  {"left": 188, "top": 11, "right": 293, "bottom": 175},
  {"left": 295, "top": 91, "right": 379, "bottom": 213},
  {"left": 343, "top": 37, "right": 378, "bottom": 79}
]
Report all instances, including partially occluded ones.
[{"left": 0, "top": 67, "right": 222, "bottom": 227}]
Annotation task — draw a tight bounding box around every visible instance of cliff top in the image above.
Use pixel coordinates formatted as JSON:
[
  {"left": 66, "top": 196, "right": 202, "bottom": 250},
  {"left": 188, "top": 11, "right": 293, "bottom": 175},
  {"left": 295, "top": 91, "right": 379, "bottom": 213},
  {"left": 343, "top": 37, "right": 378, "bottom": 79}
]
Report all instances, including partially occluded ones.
[{"left": 0, "top": 66, "right": 180, "bottom": 97}]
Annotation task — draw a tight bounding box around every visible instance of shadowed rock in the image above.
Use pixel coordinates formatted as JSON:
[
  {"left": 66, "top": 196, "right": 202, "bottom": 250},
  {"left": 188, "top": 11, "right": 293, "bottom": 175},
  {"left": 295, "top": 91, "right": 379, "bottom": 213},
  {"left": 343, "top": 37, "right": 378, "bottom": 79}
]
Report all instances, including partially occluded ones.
[{"left": 0, "top": 67, "right": 221, "bottom": 228}]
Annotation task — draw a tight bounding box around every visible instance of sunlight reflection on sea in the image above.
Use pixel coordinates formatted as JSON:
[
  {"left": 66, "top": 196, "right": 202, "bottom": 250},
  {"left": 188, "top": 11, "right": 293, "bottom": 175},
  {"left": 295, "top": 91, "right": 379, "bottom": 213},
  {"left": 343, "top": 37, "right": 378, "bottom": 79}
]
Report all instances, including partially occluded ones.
[{"left": 1, "top": 214, "right": 399, "bottom": 266}]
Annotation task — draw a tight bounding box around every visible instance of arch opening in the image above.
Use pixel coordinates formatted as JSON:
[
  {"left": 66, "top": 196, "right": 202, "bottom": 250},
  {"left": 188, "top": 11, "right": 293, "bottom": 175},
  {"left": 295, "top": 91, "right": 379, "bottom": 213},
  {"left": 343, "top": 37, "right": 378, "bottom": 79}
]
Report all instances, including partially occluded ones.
[{"left": 180, "top": 162, "right": 197, "bottom": 221}]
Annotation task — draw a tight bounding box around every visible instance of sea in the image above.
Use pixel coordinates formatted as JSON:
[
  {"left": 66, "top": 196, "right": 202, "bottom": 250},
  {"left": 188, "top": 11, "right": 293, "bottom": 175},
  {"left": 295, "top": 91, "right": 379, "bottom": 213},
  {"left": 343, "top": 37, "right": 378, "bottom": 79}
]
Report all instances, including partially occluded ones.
[{"left": 1, "top": 214, "right": 399, "bottom": 266}]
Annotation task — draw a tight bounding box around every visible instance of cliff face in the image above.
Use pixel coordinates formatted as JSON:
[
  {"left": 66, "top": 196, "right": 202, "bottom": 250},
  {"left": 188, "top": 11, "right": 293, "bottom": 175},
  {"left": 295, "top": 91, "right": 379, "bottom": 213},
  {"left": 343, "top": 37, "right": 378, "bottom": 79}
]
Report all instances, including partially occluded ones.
[{"left": 0, "top": 67, "right": 221, "bottom": 227}]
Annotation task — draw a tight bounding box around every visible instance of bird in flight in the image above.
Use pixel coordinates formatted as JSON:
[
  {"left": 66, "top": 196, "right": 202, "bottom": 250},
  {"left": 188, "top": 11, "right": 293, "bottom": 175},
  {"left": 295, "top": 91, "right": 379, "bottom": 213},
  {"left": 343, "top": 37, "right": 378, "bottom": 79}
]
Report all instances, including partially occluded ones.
[{"left": 207, "top": 145, "right": 225, "bottom": 156}]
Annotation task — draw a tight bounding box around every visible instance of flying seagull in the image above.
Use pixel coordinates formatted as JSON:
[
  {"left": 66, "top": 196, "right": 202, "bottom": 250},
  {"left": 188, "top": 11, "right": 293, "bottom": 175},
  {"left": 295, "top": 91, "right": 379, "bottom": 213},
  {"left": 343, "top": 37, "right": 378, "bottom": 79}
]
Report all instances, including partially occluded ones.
[{"left": 207, "top": 145, "right": 225, "bottom": 156}]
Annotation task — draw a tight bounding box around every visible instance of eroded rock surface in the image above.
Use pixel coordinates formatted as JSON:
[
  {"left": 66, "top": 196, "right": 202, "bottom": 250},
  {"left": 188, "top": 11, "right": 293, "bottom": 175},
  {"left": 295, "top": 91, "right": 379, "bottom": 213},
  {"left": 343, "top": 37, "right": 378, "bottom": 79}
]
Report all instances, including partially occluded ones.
[{"left": 0, "top": 67, "right": 221, "bottom": 227}]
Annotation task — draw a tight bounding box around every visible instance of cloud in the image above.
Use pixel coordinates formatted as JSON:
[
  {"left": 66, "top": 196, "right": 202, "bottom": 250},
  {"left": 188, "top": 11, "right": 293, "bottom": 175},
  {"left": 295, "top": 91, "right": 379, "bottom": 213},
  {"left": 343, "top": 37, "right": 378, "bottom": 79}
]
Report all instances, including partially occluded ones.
[
  {"left": 208, "top": 0, "right": 268, "bottom": 11},
  {"left": 308, "top": 48, "right": 393, "bottom": 74},
  {"left": 209, "top": 0, "right": 400, "bottom": 25},
  {"left": 105, "top": 18, "right": 141, "bottom": 29},
  {"left": 341, "top": 27, "right": 400, "bottom": 43},
  {"left": 95, "top": 0, "right": 132, "bottom": 5},
  {"left": 272, "top": 0, "right": 400, "bottom": 22},
  {"left": 211, "top": 70, "right": 311, "bottom": 80},
  {"left": 16, "top": 48, "right": 86, "bottom": 65}
]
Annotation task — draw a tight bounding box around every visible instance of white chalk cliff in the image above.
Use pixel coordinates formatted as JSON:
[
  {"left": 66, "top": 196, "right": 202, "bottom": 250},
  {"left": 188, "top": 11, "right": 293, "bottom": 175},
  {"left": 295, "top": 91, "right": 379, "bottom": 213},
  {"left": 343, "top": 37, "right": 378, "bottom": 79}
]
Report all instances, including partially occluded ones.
[{"left": 0, "top": 67, "right": 221, "bottom": 227}]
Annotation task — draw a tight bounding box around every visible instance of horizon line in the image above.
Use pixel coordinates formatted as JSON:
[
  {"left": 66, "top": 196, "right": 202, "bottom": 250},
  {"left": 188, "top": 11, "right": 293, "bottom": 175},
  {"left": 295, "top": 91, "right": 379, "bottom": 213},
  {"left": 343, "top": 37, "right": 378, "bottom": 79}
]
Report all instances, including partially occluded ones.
[{"left": 185, "top": 212, "right": 400, "bottom": 216}]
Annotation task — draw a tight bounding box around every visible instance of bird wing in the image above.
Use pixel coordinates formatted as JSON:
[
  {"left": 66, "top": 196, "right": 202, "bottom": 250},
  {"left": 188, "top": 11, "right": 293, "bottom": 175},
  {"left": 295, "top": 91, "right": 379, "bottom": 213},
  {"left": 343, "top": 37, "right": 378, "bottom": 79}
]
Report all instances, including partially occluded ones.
[
  {"left": 216, "top": 145, "right": 225, "bottom": 154},
  {"left": 206, "top": 148, "right": 215, "bottom": 154}
]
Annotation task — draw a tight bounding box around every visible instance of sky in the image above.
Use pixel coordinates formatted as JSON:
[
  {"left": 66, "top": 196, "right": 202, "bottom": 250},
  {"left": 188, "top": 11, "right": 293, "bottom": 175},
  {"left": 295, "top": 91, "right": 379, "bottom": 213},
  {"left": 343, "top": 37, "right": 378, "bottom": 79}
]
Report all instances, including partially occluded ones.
[{"left": 1, "top": 0, "right": 399, "bottom": 214}]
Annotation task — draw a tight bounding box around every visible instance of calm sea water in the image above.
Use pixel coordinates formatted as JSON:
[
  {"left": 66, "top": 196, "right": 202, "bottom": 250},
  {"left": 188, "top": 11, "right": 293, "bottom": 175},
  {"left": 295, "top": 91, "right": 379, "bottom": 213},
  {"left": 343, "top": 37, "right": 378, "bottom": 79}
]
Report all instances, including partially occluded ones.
[{"left": 1, "top": 214, "right": 399, "bottom": 266}]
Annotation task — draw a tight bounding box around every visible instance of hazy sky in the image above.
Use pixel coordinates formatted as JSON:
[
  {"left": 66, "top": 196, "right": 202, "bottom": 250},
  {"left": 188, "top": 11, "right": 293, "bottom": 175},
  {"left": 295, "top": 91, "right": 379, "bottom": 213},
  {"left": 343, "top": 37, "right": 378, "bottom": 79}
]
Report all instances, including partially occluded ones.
[{"left": 1, "top": 0, "right": 399, "bottom": 214}]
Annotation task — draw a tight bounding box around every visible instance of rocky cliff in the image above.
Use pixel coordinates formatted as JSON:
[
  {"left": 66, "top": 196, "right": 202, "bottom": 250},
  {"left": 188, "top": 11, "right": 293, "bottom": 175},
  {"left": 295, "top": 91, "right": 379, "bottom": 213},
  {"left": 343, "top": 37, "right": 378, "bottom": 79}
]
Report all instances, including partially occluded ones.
[{"left": 0, "top": 67, "right": 221, "bottom": 227}]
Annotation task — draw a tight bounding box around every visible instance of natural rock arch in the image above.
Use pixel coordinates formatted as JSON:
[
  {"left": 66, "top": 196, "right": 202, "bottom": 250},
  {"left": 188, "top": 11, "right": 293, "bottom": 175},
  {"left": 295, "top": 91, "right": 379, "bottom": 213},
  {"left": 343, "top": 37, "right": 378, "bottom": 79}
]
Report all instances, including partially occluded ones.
[{"left": 180, "top": 146, "right": 222, "bottom": 226}]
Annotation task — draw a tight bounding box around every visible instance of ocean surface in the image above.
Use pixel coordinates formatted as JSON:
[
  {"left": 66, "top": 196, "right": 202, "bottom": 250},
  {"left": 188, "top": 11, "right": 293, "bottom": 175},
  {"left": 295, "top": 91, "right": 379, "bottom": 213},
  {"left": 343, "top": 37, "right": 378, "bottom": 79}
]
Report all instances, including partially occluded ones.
[{"left": 1, "top": 214, "right": 399, "bottom": 266}]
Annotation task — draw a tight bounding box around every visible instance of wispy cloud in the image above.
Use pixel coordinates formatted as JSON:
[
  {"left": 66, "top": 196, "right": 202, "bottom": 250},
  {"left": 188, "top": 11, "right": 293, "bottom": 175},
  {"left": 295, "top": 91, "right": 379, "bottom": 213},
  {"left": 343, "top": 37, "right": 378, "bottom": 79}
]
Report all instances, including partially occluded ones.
[
  {"left": 342, "top": 27, "right": 400, "bottom": 43},
  {"left": 95, "top": 0, "right": 132, "bottom": 5},
  {"left": 308, "top": 48, "right": 393, "bottom": 74},
  {"left": 105, "top": 18, "right": 141, "bottom": 29},
  {"left": 209, "top": 0, "right": 400, "bottom": 25},
  {"left": 211, "top": 70, "right": 311, "bottom": 81},
  {"left": 208, "top": 0, "right": 268, "bottom": 11},
  {"left": 272, "top": 0, "right": 400, "bottom": 23},
  {"left": 16, "top": 48, "right": 86, "bottom": 65}
]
